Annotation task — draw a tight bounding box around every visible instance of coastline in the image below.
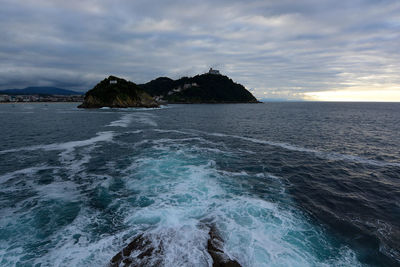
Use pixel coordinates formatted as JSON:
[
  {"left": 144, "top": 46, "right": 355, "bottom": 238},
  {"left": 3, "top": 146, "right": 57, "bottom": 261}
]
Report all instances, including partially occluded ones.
[{"left": 0, "top": 101, "right": 83, "bottom": 104}]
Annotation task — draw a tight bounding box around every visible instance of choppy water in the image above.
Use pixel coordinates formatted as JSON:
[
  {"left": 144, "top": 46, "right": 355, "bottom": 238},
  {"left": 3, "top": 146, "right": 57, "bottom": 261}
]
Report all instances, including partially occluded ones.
[{"left": 0, "top": 102, "right": 399, "bottom": 266}]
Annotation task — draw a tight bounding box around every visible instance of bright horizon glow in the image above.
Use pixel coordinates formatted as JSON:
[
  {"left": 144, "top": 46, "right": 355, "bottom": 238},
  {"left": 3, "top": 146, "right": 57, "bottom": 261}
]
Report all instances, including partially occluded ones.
[
  {"left": 0, "top": 1, "right": 399, "bottom": 98},
  {"left": 303, "top": 89, "right": 400, "bottom": 102}
]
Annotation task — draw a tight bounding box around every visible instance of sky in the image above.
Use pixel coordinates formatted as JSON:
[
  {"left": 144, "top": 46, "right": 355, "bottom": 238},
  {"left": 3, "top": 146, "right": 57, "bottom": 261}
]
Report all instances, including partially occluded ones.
[{"left": 0, "top": 0, "right": 399, "bottom": 101}]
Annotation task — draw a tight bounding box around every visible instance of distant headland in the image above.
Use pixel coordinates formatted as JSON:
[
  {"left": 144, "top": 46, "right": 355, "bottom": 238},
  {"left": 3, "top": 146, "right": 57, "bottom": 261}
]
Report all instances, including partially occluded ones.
[
  {"left": 0, "top": 87, "right": 84, "bottom": 103},
  {"left": 79, "top": 69, "right": 259, "bottom": 108}
]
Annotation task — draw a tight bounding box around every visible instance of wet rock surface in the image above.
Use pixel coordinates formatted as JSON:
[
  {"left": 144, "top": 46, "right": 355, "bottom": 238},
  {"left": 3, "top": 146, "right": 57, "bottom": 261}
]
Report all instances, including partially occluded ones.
[
  {"left": 109, "top": 234, "right": 162, "bottom": 267},
  {"left": 207, "top": 227, "right": 241, "bottom": 267},
  {"left": 109, "top": 227, "right": 241, "bottom": 267}
]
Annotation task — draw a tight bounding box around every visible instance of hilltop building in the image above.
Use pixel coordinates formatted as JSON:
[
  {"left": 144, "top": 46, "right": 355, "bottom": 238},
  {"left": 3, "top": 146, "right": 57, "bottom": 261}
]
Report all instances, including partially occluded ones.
[{"left": 208, "top": 68, "right": 221, "bottom": 75}]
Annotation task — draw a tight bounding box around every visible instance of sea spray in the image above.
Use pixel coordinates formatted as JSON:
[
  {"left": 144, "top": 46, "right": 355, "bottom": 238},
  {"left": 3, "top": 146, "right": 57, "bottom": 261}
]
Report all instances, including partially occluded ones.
[{"left": 2, "top": 103, "right": 399, "bottom": 265}]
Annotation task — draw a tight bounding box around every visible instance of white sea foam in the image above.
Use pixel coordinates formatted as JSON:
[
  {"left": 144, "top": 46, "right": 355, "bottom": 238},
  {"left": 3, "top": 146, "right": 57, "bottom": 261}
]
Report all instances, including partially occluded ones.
[
  {"left": 128, "top": 105, "right": 168, "bottom": 111},
  {"left": 0, "top": 132, "right": 363, "bottom": 266},
  {"left": 36, "top": 181, "right": 80, "bottom": 201},
  {"left": 0, "top": 131, "right": 114, "bottom": 154},
  {"left": 106, "top": 140, "right": 362, "bottom": 266},
  {"left": 107, "top": 113, "right": 134, "bottom": 127},
  {"left": 150, "top": 137, "right": 210, "bottom": 144},
  {"left": 153, "top": 129, "right": 195, "bottom": 135},
  {"left": 118, "top": 149, "right": 226, "bottom": 266},
  {"left": 50, "top": 131, "right": 114, "bottom": 151},
  {"left": 107, "top": 113, "right": 157, "bottom": 128},
  {"left": 26, "top": 207, "right": 123, "bottom": 267},
  {"left": 103, "top": 105, "right": 169, "bottom": 111},
  {"left": 0, "top": 168, "right": 79, "bottom": 208},
  {"left": 191, "top": 130, "right": 400, "bottom": 167},
  {"left": 0, "top": 165, "right": 54, "bottom": 183},
  {"left": 124, "top": 130, "right": 143, "bottom": 134},
  {"left": 135, "top": 116, "right": 157, "bottom": 127}
]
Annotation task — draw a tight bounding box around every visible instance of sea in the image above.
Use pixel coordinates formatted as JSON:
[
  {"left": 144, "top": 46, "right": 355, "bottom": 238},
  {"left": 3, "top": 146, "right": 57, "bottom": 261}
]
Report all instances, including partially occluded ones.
[{"left": 0, "top": 102, "right": 399, "bottom": 267}]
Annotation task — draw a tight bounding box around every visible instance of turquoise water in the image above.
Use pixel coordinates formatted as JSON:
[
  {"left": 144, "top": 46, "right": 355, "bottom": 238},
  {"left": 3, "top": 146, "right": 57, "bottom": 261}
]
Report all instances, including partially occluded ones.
[{"left": 0, "top": 103, "right": 399, "bottom": 266}]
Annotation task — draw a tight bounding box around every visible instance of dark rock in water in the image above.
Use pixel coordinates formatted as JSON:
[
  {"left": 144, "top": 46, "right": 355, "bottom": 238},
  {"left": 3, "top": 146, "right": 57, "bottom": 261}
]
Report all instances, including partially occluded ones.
[
  {"left": 78, "top": 76, "right": 159, "bottom": 109},
  {"left": 207, "top": 226, "right": 241, "bottom": 267},
  {"left": 109, "top": 234, "right": 162, "bottom": 267},
  {"left": 109, "top": 227, "right": 241, "bottom": 267}
]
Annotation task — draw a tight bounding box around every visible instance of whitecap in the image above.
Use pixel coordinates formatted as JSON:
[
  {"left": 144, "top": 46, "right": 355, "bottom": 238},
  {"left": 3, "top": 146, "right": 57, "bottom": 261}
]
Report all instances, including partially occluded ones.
[
  {"left": 0, "top": 130, "right": 364, "bottom": 266},
  {"left": 0, "top": 131, "right": 114, "bottom": 154},
  {"left": 107, "top": 113, "right": 134, "bottom": 127},
  {"left": 112, "top": 141, "right": 362, "bottom": 266},
  {"left": 192, "top": 130, "right": 400, "bottom": 167},
  {"left": 0, "top": 165, "right": 57, "bottom": 183},
  {"left": 107, "top": 113, "right": 157, "bottom": 128},
  {"left": 35, "top": 181, "right": 80, "bottom": 201}
]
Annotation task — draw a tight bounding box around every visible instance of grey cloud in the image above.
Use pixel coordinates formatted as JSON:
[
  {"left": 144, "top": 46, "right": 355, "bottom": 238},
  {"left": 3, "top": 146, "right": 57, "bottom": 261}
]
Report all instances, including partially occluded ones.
[{"left": 0, "top": 0, "right": 399, "bottom": 99}]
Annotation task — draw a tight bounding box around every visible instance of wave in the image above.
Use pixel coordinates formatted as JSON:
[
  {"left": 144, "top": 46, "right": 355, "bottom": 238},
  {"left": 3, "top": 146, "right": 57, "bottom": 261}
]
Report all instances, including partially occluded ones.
[
  {"left": 0, "top": 130, "right": 363, "bottom": 266},
  {"left": 107, "top": 114, "right": 134, "bottom": 127},
  {"left": 0, "top": 165, "right": 56, "bottom": 184},
  {"left": 0, "top": 131, "right": 114, "bottom": 155},
  {"left": 153, "top": 129, "right": 196, "bottom": 135},
  {"left": 101, "top": 105, "right": 169, "bottom": 111},
  {"left": 188, "top": 130, "right": 400, "bottom": 167},
  {"left": 107, "top": 113, "right": 157, "bottom": 128},
  {"left": 108, "top": 141, "right": 361, "bottom": 266}
]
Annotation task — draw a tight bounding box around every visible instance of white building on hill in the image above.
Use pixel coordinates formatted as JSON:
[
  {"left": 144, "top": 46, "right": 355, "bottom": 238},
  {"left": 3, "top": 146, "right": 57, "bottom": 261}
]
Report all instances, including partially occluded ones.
[{"left": 208, "top": 68, "right": 221, "bottom": 75}]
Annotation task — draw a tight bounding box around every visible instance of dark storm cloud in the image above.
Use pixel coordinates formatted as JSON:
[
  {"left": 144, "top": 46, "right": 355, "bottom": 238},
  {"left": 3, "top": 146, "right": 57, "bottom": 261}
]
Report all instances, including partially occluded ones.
[{"left": 0, "top": 0, "right": 399, "bottom": 99}]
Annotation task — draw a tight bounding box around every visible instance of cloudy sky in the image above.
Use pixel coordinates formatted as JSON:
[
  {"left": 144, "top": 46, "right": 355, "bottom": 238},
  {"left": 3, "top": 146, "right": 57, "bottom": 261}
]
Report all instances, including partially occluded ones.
[{"left": 1, "top": 0, "right": 399, "bottom": 101}]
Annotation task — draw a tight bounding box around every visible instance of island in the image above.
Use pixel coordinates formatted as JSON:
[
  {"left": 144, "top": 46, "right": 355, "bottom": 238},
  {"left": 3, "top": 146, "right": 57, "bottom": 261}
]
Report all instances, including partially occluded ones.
[
  {"left": 78, "top": 69, "right": 259, "bottom": 108},
  {"left": 78, "top": 76, "right": 159, "bottom": 108},
  {"left": 140, "top": 68, "right": 259, "bottom": 103}
]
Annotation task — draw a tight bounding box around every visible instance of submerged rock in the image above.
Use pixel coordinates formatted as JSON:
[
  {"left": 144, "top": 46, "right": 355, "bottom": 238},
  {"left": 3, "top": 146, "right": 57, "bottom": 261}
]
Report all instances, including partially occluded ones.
[
  {"left": 109, "top": 234, "right": 162, "bottom": 267},
  {"left": 207, "top": 226, "right": 241, "bottom": 267},
  {"left": 78, "top": 76, "right": 159, "bottom": 109},
  {"left": 109, "top": 227, "right": 241, "bottom": 267}
]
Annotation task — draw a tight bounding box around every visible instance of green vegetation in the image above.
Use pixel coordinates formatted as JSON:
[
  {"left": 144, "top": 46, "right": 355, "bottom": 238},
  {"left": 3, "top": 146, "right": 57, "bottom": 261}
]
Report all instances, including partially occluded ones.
[
  {"left": 78, "top": 76, "right": 159, "bottom": 108},
  {"left": 139, "top": 73, "right": 258, "bottom": 103},
  {"left": 78, "top": 73, "right": 259, "bottom": 108}
]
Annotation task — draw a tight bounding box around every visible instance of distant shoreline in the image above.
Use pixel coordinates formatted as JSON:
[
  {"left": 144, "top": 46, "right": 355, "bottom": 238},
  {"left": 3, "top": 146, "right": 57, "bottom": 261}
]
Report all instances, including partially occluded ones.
[{"left": 0, "top": 101, "right": 83, "bottom": 104}]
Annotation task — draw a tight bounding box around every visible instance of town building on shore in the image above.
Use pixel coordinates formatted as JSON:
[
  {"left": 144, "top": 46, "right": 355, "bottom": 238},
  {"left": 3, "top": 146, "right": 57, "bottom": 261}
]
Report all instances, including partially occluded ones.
[
  {"left": 0, "top": 95, "right": 10, "bottom": 102},
  {"left": 0, "top": 94, "right": 84, "bottom": 102}
]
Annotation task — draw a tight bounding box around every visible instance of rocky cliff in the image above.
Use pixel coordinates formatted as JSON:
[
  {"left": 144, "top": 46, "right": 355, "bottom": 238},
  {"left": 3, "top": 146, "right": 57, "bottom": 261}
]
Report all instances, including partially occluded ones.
[
  {"left": 139, "top": 73, "right": 259, "bottom": 103},
  {"left": 78, "top": 76, "right": 159, "bottom": 108}
]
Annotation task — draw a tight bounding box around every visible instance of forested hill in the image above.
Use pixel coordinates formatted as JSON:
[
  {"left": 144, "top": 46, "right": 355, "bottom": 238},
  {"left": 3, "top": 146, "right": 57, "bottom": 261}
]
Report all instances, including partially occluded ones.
[
  {"left": 139, "top": 74, "right": 258, "bottom": 103},
  {"left": 78, "top": 76, "right": 158, "bottom": 108}
]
